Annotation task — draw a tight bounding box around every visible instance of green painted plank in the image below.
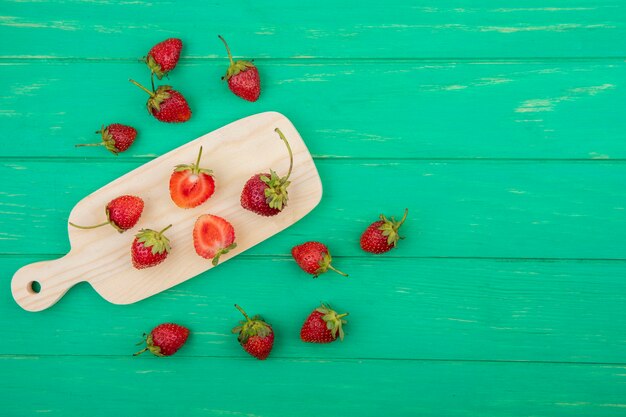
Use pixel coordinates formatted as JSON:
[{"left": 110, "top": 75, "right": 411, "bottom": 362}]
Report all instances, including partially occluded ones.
[
  {"left": 1, "top": 356, "right": 625, "bottom": 417},
  {"left": 2, "top": 256, "right": 626, "bottom": 362},
  {"left": 0, "top": 0, "right": 624, "bottom": 59},
  {"left": 0, "top": 61, "right": 624, "bottom": 159},
  {"left": 0, "top": 160, "right": 624, "bottom": 259}
]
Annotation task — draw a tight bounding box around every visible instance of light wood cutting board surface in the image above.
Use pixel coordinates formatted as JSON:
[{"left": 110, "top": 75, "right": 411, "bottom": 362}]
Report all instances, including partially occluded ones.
[{"left": 11, "top": 112, "right": 322, "bottom": 312}]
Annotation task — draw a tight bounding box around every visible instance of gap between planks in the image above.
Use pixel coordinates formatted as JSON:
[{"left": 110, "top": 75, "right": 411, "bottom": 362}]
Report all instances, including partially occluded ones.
[{"left": 1, "top": 354, "right": 626, "bottom": 366}]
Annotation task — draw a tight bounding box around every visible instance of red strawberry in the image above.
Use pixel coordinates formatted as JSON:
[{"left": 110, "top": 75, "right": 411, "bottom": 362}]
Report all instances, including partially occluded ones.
[
  {"left": 218, "top": 35, "right": 260, "bottom": 102},
  {"left": 231, "top": 304, "right": 274, "bottom": 360},
  {"left": 169, "top": 146, "right": 215, "bottom": 208},
  {"left": 134, "top": 323, "right": 189, "bottom": 357},
  {"left": 300, "top": 303, "right": 348, "bottom": 343},
  {"left": 193, "top": 214, "right": 237, "bottom": 266},
  {"left": 241, "top": 128, "right": 293, "bottom": 216},
  {"left": 145, "top": 38, "right": 183, "bottom": 79},
  {"left": 131, "top": 225, "right": 172, "bottom": 269},
  {"left": 75, "top": 124, "right": 137, "bottom": 155},
  {"left": 360, "top": 208, "right": 408, "bottom": 254},
  {"left": 69, "top": 195, "right": 144, "bottom": 233},
  {"left": 291, "top": 241, "right": 348, "bottom": 278},
  {"left": 129, "top": 79, "right": 191, "bottom": 123}
]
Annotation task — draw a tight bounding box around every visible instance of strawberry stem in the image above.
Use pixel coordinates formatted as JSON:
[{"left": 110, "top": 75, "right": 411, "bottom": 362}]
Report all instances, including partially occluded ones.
[
  {"left": 274, "top": 128, "right": 293, "bottom": 181},
  {"left": 397, "top": 208, "right": 409, "bottom": 227},
  {"left": 158, "top": 224, "right": 173, "bottom": 235},
  {"left": 218, "top": 35, "right": 234, "bottom": 66},
  {"left": 194, "top": 146, "right": 203, "bottom": 174},
  {"left": 69, "top": 221, "right": 110, "bottom": 230},
  {"left": 75, "top": 143, "right": 103, "bottom": 147},
  {"left": 129, "top": 79, "right": 154, "bottom": 96},
  {"left": 133, "top": 347, "right": 148, "bottom": 356},
  {"left": 234, "top": 304, "right": 251, "bottom": 321},
  {"left": 328, "top": 264, "right": 349, "bottom": 277}
]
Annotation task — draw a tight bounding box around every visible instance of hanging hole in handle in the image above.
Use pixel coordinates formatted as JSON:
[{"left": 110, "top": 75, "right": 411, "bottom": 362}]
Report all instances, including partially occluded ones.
[{"left": 28, "top": 281, "right": 41, "bottom": 294}]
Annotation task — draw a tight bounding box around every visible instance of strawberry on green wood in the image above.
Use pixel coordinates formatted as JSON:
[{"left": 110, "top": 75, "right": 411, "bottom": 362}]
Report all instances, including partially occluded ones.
[
  {"left": 134, "top": 323, "right": 189, "bottom": 357},
  {"left": 129, "top": 79, "right": 191, "bottom": 123},
  {"left": 291, "top": 241, "right": 348, "bottom": 278},
  {"left": 193, "top": 214, "right": 237, "bottom": 266},
  {"left": 300, "top": 303, "right": 348, "bottom": 344},
  {"left": 69, "top": 195, "right": 144, "bottom": 233},
  {"left": 131, "top": 225, "right": 172, "bottom": 269},
  {"left": 218, "top": 35, "right": 261, "bottom": 102},
  {"left": 75, "top": 124, "right": 137, "bottom": 155},
  {"left": 169, "top": 146, "right": 215, "bottom": 208},
  {"left": 360, "top": 208, "right": 409, "bottom": 254},
  {"left": 145, "top": 38, "right": 183, "bottom": 79},
  {"left": 231, "top": 304, "right": 274, "bottom": 360},
  {"left": 241, "top": 128, "right": 293, "bottom": 216}
]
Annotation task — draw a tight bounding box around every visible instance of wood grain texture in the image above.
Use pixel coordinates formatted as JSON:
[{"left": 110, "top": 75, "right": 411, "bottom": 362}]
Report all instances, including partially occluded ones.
[
  {"left": 1, "top": 256, "right": 626, "bottom": 363},
  {"left": 0, "top": 0, "right": 624, "bottom": 59},
  {"left": 1, "top": 160, "right": 624, "bottom": 259},
  {"left": 1, "top": 357, "right": 626, "bottom": 417},
  {"left": 0, "top": 61, "right": 623, "bottom": 159},
  {"left": 1, "top": 0, "right": 624, "bottom": 415},
  {"left": 11, "top": 112, "right": 322, "bottom": 311}
]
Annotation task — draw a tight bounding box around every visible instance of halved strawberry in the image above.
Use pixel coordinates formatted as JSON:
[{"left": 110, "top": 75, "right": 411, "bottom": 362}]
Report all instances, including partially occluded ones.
[
  {"left": 169, "top": 146, "right": 215, "bottom": 208},
  {"left": 193, "top": 214, "right": 237, "bottom": 266}
]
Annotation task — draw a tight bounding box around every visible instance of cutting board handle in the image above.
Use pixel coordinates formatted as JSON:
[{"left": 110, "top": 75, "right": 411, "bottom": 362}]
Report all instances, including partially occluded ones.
[{"left": 11, "top": 253, "right": 84, "bottom": 312}]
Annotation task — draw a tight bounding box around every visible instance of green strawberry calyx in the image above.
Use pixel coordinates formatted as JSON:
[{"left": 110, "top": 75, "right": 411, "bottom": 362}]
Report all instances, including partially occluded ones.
[
  {"left": 378, "top": 208, "right": 409, "bottom": 247},
  {"left": 315, "top": 249, "right": 348, "bottom": 277},
  {"left": 129, "top": 79, "right": 172, "bottom": 116},
  {"left": 74, "top": 125, "right": 122, "bottom": 155},
  {"left": 218, "top": 35, "right": 256, "bottom": 80},
  {"left": 231, "top": 304, "right": 272, "bottom": 344},
  {"left": 316, "top": 303, "right": 349, "bottom": 341},
  {"left": 260, "top": 128, "right": 293, "bottom": 211},
  {"left": 133, "top": 332, "right": 164, "bottom": 357},
  {"left": 145, "top": 54, "right": 167, "bottom": 80},
  {"left": 174, "top": 146, "right": 213, "bottom": 176},
  {"left": 212, "top": 242, "right": 237, "bottom": 267},
  {"left": 135, "top": 225, "right": 172, "bottom": 255}
]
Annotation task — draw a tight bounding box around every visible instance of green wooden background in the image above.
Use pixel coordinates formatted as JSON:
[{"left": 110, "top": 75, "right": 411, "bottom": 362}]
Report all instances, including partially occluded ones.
[{"left": 1, "top": 1, "right": 625, "bottom": 416}]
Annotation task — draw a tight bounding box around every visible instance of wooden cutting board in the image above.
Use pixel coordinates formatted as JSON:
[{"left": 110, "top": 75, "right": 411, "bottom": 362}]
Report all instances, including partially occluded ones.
[{"left": 11, "top": 112, "right": 322, "bottom": 312}]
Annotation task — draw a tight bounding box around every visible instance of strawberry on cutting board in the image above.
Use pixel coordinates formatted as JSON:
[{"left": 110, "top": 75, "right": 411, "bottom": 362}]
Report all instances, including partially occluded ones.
[
  {"left": 75, "top": 124, "right": 137, "bottom": 155},
  {"left": 291, "top": 241, "right": 348, "bottom": 277},
  {"left": 301, "top": 303, "right": 348, "bottom": 343},
  {"left": 232, "top": 304, "right": 274, "bottom": 360},
  {"left": 169, "top": 147, "right": 215, "bottom": 208},
  {"left": 218, "top": 35, "right": 261, "bottom": 102},
  {"left": 360, "top": 208, "right": 409, "bottom": 254},
  {"left": 241, "top": 128, "right": 293, "bottom": 216},
  {"left": 193, "top": 214, "right": 236, "bottom": 266},
  {"left": 131, "top": 225, "right": 172, "bottom": 269},
  {"left": 145, "top": 38, "right": 183, "bottom": 79},
  {"left": 129, "top": 79, "right": 191, "bottom": 123},
  {"left": 134, "top": 323, "right": 189, "bottom": 357},
  {"left": 69, "top": 195, "right": 144, "bottom": 233}
]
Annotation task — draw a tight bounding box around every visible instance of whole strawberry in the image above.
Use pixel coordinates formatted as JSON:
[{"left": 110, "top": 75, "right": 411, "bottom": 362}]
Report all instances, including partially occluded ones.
[
  {"left": 301, "top": 303, "right": 348, "bottom": 343},
  {"left": 134, "top": 323, "right": 189, "bottom": 357},
  {"left": 129, "top": 79, "right": 191, "bottom": 123},
  {"left": 75, "top": 124, "right": 137, "bottom": 155},
  {"left": 218, "top": 35, "right": 260, "bottom": 102},
  {"left": 69, "top": 195, "right": 144, "bottom": 233},
  {"left": 241, "top": 128, "right": 292, "bottom": 216},
  {"left": 131, "top": 225, "right": 172, "bottom": 269},
  {"left": 231, "top": 304, "right": 274, "bottom": 360},
  {"left": 360, "top": 208, "right": 408, "bottom": 254},
  {"left": 145, "top": 38, "right": 183, "bottom": 79},
  {"left": 170, "top": 146, "right": 215, "bottom": 208},
  {"left": 291, "top": 241, "right": 348, "bottom": 277}
]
